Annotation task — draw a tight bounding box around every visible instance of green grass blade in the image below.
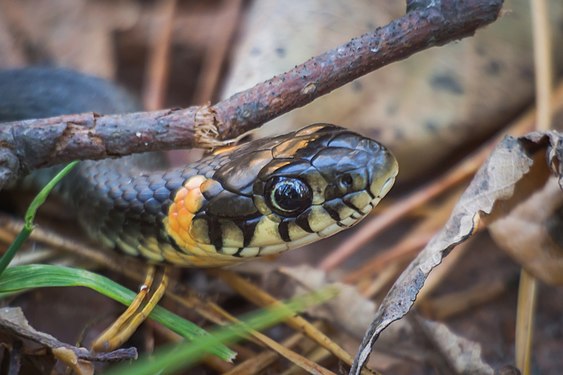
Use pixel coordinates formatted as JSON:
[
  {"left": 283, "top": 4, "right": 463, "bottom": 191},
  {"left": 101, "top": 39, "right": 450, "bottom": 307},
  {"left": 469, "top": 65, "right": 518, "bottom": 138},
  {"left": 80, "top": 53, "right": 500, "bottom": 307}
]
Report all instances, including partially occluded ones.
[
  {"left": 25, "top": 161, "right": 79, "bottom": 226},
  {"left": 106, "top": 287, "right": 338, "bottom": 375},
  {"left": 0, "top": 161, "right": 78, "bottom": 275},
  {"left": 0, "top": 264, "right": 235, "bottom": 361},
  {"left": 0, "top": 231, "right": 30, "bottom": 278}
]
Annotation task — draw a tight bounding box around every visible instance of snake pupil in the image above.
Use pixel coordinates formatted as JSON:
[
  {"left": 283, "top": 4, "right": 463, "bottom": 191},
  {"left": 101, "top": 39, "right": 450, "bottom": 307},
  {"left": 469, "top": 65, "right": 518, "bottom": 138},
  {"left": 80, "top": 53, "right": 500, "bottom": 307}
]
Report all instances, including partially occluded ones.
[{"left": 266, "top": 177, "right": 312, "bottom": 216}]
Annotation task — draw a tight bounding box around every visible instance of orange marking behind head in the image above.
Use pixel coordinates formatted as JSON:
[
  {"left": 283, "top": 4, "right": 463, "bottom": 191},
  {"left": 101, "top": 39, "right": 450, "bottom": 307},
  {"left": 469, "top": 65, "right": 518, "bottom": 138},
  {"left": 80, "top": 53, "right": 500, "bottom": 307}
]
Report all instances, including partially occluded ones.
[
  {"left": 211, "top": 144, "right": 241, "bottom": 156},
  {"left": 164, "top": 175, "right": 243, "bottom": 267},
  {"left": 165, "top": 175, "right": 207, "bottom": 254}
]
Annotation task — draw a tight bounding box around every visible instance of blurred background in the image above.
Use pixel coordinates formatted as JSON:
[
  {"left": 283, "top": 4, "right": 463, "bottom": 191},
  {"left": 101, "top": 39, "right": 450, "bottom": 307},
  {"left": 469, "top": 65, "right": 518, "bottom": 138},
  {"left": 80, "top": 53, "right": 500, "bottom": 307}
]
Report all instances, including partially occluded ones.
[{"left": 1, "top": 0, "right": 563, "bottom": 373}]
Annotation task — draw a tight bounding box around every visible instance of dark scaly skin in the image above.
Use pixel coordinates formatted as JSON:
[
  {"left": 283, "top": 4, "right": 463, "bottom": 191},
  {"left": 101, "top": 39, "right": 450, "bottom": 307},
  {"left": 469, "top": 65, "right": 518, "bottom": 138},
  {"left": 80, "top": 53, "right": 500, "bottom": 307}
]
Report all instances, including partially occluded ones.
[{"left": 0, "top": 68, "right": 398, "bottom": 267}]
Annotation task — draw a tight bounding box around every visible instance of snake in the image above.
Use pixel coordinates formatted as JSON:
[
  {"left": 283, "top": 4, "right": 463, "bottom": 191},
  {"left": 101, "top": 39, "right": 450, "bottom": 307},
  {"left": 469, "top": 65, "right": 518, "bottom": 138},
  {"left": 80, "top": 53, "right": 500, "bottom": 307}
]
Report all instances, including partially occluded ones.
[{"left": 0, "top": 68, "right": 398, "bottom": 267}]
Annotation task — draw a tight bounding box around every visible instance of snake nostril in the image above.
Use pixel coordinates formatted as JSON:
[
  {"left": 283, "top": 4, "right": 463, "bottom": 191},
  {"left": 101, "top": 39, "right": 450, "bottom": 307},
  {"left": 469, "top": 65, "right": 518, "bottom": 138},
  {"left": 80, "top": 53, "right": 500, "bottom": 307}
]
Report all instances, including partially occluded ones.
[{"left": 338, "top": 174, "right": 354, "bottom": 192}]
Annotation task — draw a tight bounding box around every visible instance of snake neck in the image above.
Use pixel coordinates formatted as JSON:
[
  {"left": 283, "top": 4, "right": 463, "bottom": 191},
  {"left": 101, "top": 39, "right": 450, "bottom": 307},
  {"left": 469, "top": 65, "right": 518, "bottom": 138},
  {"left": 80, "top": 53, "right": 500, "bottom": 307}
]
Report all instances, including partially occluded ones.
[{"left": 55, "top": 156, "right": 218, "bottom": 265}]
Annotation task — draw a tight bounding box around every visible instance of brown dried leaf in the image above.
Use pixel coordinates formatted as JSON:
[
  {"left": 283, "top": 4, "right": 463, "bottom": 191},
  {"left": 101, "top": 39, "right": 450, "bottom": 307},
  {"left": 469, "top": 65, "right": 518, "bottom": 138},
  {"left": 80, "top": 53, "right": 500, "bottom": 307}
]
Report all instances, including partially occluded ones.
[
  {"left": 416, "top": 318, "right": 494, "bottom": 374},
  {"left": 351, "top": 131, "right": 563, "bottom": 374},
  {"left": 0, "top": 0, "right": 140, "bottom": 77},
  {"left": 489, "top": 176, "right": 563, "bottom": 284}
]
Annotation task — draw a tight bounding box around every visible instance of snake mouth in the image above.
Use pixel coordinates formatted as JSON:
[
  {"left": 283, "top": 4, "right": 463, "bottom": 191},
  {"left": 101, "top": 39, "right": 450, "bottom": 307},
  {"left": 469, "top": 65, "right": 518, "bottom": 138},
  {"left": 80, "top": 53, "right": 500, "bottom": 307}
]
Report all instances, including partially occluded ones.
[
  {"left": 379, "top": 174, "right": 397, "bottom": 199},
  {"left": 335, "top": 174, "right": 397, "bottom": 229},
  {"left": 319, "top": 149, "right": 398, "bottom": 237}
]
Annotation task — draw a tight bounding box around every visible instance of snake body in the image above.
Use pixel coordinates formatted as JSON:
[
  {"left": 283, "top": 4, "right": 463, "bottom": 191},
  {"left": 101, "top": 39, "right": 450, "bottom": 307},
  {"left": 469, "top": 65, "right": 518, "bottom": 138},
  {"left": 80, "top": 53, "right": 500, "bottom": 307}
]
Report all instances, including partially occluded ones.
[{"left": 0, "top": 68, "right": 398, "bottom": 267}]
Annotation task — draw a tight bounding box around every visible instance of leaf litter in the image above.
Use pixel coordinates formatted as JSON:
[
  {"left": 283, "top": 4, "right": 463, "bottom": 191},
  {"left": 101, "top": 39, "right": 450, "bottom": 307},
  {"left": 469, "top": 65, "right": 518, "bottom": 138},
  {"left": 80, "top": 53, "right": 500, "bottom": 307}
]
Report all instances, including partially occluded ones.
[
  {"left": 351, "top": 130, "right": 563, "bottom": 374},
  {"left": 280, "top": 263, "right": 495, "bottom": 373}
]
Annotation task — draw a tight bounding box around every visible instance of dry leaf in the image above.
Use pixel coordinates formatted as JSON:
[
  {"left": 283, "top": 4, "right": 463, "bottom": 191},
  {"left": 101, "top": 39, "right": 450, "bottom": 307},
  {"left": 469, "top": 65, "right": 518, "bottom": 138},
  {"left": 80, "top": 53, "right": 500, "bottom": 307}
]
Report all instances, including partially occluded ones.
[
  {"left": 0, "top": 0, "right": 140, "bottom": 77},
  {"left": 351, "top": 131, "right": 563, "bottom": 374},
  {"left": 489, "top": 176, "right": 563, "bottom": 284},
  {"left": 416, "top": 318, "right": 494, "bottom": 374},
  {"left": 280, "top": 266, "right": 496, "bottom": 373}
]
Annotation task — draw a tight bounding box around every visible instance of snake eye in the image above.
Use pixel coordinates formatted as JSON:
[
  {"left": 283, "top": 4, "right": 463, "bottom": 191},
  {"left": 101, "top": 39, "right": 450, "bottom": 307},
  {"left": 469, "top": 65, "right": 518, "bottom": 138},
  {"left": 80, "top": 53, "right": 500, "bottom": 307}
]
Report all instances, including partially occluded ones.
[{"left": 265, "top": 177, "right": 312, "bottom": 216}]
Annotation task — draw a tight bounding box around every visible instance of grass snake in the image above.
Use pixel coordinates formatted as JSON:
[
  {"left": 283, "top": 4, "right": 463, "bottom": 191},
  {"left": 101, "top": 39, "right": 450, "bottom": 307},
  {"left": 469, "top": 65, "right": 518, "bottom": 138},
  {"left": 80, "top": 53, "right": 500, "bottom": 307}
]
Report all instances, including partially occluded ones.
[{"left": 0, "top": 68, "right": 398, "bottom": 267}]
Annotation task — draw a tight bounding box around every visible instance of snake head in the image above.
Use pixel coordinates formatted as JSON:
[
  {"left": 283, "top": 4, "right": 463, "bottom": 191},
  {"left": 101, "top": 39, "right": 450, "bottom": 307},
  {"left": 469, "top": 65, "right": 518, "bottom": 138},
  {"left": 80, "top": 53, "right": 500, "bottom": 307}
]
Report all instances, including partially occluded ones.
[{"left": 166, "top": 124, "right": 397, "bottom": 266}]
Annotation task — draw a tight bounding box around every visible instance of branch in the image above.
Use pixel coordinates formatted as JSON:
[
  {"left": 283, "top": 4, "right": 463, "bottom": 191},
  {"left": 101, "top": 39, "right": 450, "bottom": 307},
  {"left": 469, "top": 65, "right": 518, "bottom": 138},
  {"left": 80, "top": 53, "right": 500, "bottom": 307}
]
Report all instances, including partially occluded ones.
[{"left": 0, "top": 0, "right": 503, "bottom": 188}]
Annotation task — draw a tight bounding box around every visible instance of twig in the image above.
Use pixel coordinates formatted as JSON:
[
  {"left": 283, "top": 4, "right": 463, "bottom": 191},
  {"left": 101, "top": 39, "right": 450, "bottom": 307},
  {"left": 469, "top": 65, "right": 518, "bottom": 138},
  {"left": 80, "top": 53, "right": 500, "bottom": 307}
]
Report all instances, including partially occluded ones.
[
  {"left": 0, "top": 307, "right": 138, "bottom": 363},
  {"left": 143, "top": 0, "right": 177, "bottom": 110},
  {"left": 194, "top": 0, "right": 244, "bottom": 104},
  {"left": 515, "top": 0, "right": 553, "bottom": 372},
  {"left": 202, "top": 278, "right": 339, "bottom": 375},
  {"left": 531, "top": 0, "right": 553, "bottom": 132},
  {"left": 222, "top": 328, "right": 310, "bottom": 375},
  {"left": 515, "top": 269, "right": 537, "bottom": 374},
  {"left": 344, "top": 232, "right": 433, "bottom": 284},
  {"left": 211, "top": 269, "right": 376, "bottom": 374},
  {"left": 0, "top": 0, "right": 502, "bottom": 188},
  {"left": 420, "top": 275, "right": 512, "bottom": 320}
]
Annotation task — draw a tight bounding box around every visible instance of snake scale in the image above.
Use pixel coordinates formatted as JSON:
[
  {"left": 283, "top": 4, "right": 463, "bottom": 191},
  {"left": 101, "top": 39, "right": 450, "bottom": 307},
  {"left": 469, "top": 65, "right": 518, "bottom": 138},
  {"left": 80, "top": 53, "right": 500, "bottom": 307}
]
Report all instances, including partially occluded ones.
[{"left": 0, "top": 68, "right": 398, "bottom": 267}]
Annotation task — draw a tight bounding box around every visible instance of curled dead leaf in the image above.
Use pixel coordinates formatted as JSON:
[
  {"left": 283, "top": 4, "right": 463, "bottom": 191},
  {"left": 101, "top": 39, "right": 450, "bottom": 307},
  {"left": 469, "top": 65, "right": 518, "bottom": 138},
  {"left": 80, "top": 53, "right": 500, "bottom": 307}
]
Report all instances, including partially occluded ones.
[{"left": 351, "top": 131, "right": 563, "bottom": 374}]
